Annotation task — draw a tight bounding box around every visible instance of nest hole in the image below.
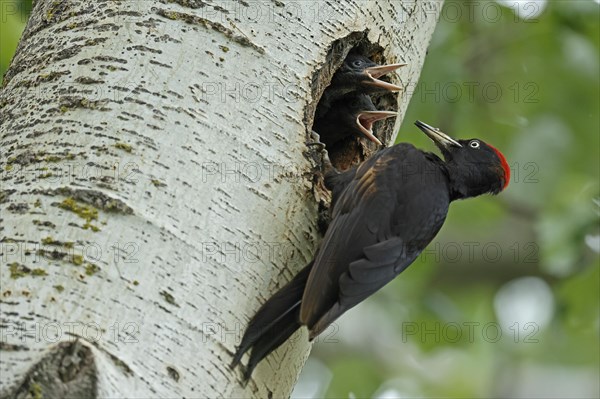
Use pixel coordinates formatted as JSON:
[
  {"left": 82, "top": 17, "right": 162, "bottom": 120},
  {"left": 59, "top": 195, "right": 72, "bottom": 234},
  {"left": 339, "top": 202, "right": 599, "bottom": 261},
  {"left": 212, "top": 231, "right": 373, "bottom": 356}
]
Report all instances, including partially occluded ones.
[{"left": 306, "top": 32, "right": 401, "bottom": 171}]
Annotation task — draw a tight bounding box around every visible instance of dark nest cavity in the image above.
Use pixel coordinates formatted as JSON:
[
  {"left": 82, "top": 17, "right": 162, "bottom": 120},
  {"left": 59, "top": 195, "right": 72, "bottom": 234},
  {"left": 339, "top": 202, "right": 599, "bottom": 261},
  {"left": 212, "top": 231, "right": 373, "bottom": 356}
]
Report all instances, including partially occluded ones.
[{"left": 306, "top": 32, "right": 402, "bottom": 171}]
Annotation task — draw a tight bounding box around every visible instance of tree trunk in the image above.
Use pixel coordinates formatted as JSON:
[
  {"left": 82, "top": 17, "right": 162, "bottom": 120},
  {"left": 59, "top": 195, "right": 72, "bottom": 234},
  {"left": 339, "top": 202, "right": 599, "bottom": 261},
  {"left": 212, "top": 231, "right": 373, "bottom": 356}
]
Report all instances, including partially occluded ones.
[{"left": 0, "top": 0, "right": 442, "bottom": 397}]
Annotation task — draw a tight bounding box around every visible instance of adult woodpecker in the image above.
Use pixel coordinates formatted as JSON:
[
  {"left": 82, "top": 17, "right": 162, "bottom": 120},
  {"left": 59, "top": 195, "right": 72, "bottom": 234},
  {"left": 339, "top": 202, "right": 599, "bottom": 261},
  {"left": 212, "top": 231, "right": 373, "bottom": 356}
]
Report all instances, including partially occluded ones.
[
  {"left": 313, "top": 94, "right": 397, "bottom": 146},
  {"left": 316, "top": 53, "right": 405, "bottom": 118},
  {"left": 231, "top": 121, "right": 510, "bottom": 380}
]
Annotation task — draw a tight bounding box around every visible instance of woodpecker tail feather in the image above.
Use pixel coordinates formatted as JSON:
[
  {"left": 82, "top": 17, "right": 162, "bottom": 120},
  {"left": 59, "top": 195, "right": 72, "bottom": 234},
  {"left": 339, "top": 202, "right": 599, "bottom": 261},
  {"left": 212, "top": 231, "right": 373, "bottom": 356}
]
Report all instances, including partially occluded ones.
[{"left": 231, "top": 263, "right": 312, "bottom": 380}]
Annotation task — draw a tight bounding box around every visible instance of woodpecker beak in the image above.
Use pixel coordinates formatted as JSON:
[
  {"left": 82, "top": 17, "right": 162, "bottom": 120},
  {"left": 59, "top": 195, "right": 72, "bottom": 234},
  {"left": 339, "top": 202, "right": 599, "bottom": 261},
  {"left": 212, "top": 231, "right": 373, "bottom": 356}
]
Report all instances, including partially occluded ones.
[
  {"left": 356, "top": 111, "right": 397, "bottom": 146},
  {"left": 415, "top": 120, "right": 462, "bottom": 149},
  {"left": 363, "top": 63, "right": 405, "bottom": 92}
]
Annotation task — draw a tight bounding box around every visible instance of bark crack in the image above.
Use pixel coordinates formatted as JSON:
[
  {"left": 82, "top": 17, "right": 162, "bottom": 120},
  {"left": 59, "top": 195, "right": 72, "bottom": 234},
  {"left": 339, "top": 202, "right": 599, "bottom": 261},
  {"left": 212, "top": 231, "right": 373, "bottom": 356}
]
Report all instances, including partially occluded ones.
[{"left": 155, "top": 9, "right": 265, "bottom": 54}]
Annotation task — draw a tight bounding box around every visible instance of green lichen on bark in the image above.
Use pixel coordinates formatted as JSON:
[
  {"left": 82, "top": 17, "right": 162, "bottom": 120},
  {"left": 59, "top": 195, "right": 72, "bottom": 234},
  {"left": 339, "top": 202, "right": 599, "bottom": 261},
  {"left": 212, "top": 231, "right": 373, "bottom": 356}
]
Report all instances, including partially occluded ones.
[
  {"left": 8, "top": 262, "right": 48, "bottom": 279},
  {"left": 114, "top": 142, "right": 133, "bottom": 153},
  {"left": 41, "top": 236, "right": 75, "bottom": 248},
  {"left": 151, "top": 179, "right": 167, "bottom": 187},
  {"left": 84, "top": 263, "right": 99, "bottom": 276},
  {"left": 36, "top": 249, "right": 84, "bottom": 267},
  {"left": 51, "top": 187, "right": 134, "bottom": 215},
  {"left": 58, "top": 197, "right": 99, "bottom": 230},
  {"left": 160, "top": 290, "right": 179, "bottom": 307}
]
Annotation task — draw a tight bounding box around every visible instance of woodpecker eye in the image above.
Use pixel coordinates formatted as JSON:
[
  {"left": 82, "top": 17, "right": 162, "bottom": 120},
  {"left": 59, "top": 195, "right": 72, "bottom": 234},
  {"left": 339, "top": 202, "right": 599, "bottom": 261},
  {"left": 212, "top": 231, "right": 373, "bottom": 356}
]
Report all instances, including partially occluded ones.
[{"left": 469, "top": 141, "right": 480, "bottom": 149}]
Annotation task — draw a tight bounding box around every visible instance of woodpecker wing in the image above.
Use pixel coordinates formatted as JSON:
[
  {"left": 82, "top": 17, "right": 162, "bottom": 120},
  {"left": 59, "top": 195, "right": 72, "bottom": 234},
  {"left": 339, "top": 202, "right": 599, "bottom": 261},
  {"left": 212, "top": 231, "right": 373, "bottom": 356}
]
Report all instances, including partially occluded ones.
[{"left": 300, "top": 144, "right": 450, "bottom": 337}]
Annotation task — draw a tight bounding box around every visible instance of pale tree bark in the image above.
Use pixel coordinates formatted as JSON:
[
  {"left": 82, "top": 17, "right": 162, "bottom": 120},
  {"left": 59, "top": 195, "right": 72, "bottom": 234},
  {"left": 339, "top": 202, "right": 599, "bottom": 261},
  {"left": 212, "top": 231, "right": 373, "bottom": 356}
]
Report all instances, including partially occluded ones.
[{"left": 0, "top": 0, "right": 442, "bottom": 397}]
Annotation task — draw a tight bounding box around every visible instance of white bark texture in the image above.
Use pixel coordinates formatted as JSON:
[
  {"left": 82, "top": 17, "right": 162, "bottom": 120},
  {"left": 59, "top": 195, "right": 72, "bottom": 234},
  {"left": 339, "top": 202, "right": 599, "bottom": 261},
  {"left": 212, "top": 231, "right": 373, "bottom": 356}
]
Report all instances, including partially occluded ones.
[{"left": 0, "top": 0, "right": 441, "bottom": 397}]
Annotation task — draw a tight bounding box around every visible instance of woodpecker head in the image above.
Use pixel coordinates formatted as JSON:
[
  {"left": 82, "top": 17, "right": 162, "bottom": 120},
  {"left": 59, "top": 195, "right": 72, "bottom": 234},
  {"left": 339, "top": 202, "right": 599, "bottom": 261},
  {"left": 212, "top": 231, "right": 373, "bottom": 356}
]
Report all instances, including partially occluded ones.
[
  {"left": 332, "top": 54, "right": 405, "bottom": 93},
  {"left": 415, "top": 120, "right": 510, "bottom": 198}
]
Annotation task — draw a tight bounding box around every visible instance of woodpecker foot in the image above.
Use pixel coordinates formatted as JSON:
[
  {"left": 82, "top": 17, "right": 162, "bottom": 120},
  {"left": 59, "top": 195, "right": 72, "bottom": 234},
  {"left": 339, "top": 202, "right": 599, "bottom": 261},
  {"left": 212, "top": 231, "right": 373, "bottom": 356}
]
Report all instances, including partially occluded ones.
[
  {"left": 308, "top": 131, "right": 338, "bottom": 176},
  {"left": 306, "top": 131, "right": 326, "bottom": 150}
]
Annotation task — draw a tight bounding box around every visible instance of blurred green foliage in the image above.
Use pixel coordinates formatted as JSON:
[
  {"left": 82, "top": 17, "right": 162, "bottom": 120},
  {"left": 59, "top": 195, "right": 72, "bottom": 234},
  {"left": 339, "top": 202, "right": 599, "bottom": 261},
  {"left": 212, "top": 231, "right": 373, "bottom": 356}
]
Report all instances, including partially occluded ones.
[
  {"left": 0, "top": 0, "right": 31, "bottom": 77},
  {"left": 1, "top": 0, "right": 597, "bottom": 397},
  {"left": 305, "top": 1, "right": 599, "bottom": 398}
]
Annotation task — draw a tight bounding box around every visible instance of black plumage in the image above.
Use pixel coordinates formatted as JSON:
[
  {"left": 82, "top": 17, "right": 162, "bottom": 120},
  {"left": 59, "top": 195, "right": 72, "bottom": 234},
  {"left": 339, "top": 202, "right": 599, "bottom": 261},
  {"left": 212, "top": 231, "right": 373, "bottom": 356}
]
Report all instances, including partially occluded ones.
[
  {"left": 317, "top": 54, "right": 405, "bottom": 118},
  {"left": 312, "top": 94, "right": 397, "bottom": 146},
  {"left": 232, "top": 120, "right": 510, "bottom": 380}
]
